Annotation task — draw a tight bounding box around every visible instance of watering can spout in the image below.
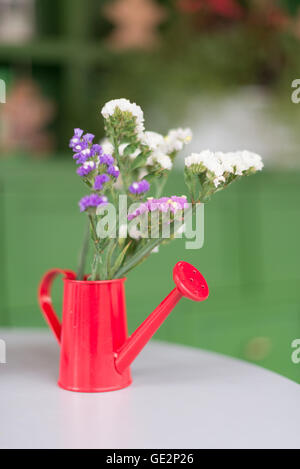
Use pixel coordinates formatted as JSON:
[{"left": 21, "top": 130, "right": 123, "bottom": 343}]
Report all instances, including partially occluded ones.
[{"left": 115, "top": 261, "right": 209, "bottom": 375}]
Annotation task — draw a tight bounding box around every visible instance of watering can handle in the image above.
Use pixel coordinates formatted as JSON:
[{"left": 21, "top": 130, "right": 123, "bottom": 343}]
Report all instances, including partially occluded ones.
[{"left": 38, "top": 269, "right": 76, "bottom": 344}]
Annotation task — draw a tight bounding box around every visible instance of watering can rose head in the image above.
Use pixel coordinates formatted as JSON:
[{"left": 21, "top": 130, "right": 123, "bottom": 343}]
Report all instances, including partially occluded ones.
[{"left": 69, "top": 98, "right": 263, "bottom": 281}]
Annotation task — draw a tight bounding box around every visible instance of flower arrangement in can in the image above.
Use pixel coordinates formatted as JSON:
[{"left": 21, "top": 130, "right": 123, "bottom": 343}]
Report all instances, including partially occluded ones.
[{"left": 70, "top": 98, "right": 263, "bottom": 280}]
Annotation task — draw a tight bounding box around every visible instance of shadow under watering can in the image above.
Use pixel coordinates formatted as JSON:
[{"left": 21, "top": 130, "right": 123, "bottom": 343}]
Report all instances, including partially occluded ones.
[{"left": 38, "top": 261, "right": 209, "bottom": 392}]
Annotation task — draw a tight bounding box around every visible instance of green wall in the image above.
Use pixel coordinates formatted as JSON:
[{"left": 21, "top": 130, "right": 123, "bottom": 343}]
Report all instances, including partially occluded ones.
[{"left": 0, "top": 157, "right": 299, "bottom": 383}]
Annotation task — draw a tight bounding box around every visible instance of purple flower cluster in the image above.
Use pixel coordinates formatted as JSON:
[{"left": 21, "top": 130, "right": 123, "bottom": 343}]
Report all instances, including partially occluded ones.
[
  {"left": 107, "top": 165, "right": 120, "bottom": 178},
  {"left": 69, "top": 128, "right": 84, "bottom": 149},
  {"left": 76, "top": 161, "right": 97, "bottom": 177},
  {"left": 70, "top": 128, "right": 121, "bottom": 211},
  {"left": 94, "top": 173, "right": 110, "bottom": 190},
  {"left": 70, "top": 129, "right": 98, "bottom": 165},
  {"left": 128, "top": 196, "right": 189, "bottom": 221},
  {"left": 79, "top": 194, "right": 108, "bottom": 212},
  {"left": 129, "top": 179, "right": 150, "bottom": 195},
  {"left": 70, "top": 128, "right": 120, "bottom": 183},
  {"left": 99, "top": 154, "right": 114, "bottom": 165},
  {"left": 70, "top": 129, "right": 108, "bottom": 167}
]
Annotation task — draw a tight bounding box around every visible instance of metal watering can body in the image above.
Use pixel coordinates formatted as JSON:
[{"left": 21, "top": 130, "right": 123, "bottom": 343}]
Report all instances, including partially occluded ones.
[{"left": 38, "top": 262, "right": 209, "bottom": 393}]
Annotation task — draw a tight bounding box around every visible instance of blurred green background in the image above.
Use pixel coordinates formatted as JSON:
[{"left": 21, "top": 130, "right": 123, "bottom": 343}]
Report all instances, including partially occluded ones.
[{"left": 0, "top": 0, "right": 299, "bottom": 383}]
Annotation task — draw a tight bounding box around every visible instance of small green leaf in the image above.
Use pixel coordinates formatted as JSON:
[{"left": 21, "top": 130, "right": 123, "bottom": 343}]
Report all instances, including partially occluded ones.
[
  {"left": 106, "top": 240, "right": 118, "bottom": 279},
  {"left": 114, "top": 238, "right": 162, "bottom": 279},
  {"left": 110, "top": 241, "right": 132, "bottom": 278},
  {"left": 130, "top": 151, "right": 148, "bottom": 171},
  {"left": 124, "top": 144, "right": 138, "bottom": 157},
  {"left": 184, "top": 169, "right": 197, "bottom": 200},
  {"left": 144, "top": 171, "right": 158, "bottom": 183}
]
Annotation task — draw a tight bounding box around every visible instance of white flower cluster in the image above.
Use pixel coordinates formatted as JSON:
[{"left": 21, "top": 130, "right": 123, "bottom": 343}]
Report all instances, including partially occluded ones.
[
  {"left": 164, "top": 128, "right": 193, "bottom": 153},
  {"left": 142, "top": 131, "right": 165, "bottom": 150},
  {"left": 143, "top": 128, "right": 192, "bottom": 153},
  {"left": 101, "top": 139, "right": 114, "bottom": 155},
  {"left": 101, "top": 99, "right": 192, "bottom": 171},
  {"left": 101, "top": 98, "right": 145, "bottom": 138},
  {"left": 143, "top": 128, "right": 192, "bottom": 171},
  {"left": 185, "top": 150, "right": 264, "bottom": 187},
  {"left": 147, "top": 151, "right": 173, "bottom": 170},
  {"left": 101, "top": 138, "right": 141, "bottom": 160}
]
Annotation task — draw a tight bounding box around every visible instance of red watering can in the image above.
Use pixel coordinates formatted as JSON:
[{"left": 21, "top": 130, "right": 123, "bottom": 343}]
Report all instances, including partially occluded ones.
[{"left": 38, "top": 261, "right": 209, "bottom": 393}]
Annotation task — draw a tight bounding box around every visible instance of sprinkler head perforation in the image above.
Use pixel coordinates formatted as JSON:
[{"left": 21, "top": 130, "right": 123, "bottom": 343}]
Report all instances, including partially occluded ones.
[{"left": 173, "top": 261, "right": 209, "bottom": 302}]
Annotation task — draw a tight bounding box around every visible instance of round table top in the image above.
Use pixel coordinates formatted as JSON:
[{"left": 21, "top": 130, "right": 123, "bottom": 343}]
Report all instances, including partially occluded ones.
[{"left": 0, "top": 329, "right": 299, "bottom": 449}]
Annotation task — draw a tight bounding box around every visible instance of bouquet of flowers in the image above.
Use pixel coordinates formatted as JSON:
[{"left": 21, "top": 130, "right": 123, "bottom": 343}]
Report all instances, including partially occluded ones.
[{"left": 70, "top": 98, "right": 263, "bottom": 281}]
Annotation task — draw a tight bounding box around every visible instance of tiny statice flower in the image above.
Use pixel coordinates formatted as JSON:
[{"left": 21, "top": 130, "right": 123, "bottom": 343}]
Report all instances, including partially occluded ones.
[
  {"left": 185, "top": 150, "right": 263, "bottom": 178},
  {"left": 83, "top": 133, "right": 95, "bottom": 144},
  {"left": 79, "top": 194, "right": 108, "bottom": 212},
  {"left": 101, "top": 98, "right": 145, "bottom": 138},
  {"left": 99, "top": 154, "right": 114, "bottom": 166},
  {"left": 141, "top": 131, "right": 164, "bottom": 150},
  {"left": 129, "top": 182, "right": 139, "bottom": 194},
  {"left": 128, "top": 196, "right": 188, "bottom": 220},
  {"left": 127, "top": 203, "right": 148, "bottom": 220},
  {"left": 98, "top": 173, "right": 110, "bottom": 184},
  {"left": 73, "top": 139, "right": 89, "bottom": 157},
  {"left": 101, "top": 138, "right": 114, "bottom": 155},
  {"left": 76, "top": 144, "right": 104, "bottom": 165},
  {"left": 101, "top": 98, "right": 143, "bottom": 121},
  {"left": 164, "top": 128, "right": 192, "bottom": 153},
  {"left": 70, "top": 130, "right": 100, "bottom": 164},
  {"left": 129, "top": 179, "right": 150, "bottom": 195},
  {"left": 94, "top": 173, "right": 110, "bottom": 190},
  {"left": 147, "top": 151, "right": 173, "bottom": 170},
  {"left": 69, "top": 128, "right": 84, "bottom": 149},
  {"left": 185, "top": 150, "right": 224, "bottom": 177},
  {"left": 141, "top": 128, "right": 191, "bottom": 157},
  {"left": 107, "top": 165, "right": 120, "bottom": 178},
  {"left": 77, "top": 161, "right": 96, "bottom": 177},
  {"left": 76, "top": 147, "right": 93, "bottom": 164},
  {"left": 91, "top": 144, "right": 103, "bottom": 155}
]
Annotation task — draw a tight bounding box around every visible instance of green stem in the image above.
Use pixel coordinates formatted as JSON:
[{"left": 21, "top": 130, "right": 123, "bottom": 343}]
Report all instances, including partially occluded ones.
[
  {"left": 76, "top": 218, "right": 90, "bottom": 280},
  {"left": 91, "top": 251, "right": 101, "bottom": 281},
  {"left": 88, "top": 214, "right": 103, "bottom": 280},
  {"left": 155, "top": 174, "right": 168, "bottom": 198},
  {"left": 88, "top": 214, "right": 98, "bottom": 245},
  {"left": 113, "top": 136, "right": 129, "bottom": 192},
  {"left": 114, "top": 237, "right": 162, "bottom": 278},
  {"left": 114, "top": 203, "right": 195, "bottom": 279},
  {"left": 106, "top": 239, "right": 117, "bottom": 279}
]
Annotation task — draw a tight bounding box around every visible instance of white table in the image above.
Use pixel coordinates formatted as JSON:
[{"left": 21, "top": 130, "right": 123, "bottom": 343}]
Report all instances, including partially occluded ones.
[{"left": 0, "top": 329, "right": 299, "bottom": 449}]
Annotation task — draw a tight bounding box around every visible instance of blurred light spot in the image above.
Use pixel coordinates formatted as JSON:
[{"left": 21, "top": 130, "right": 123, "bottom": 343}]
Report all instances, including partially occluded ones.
[{"left": 244, "top": 337, "right": 272, "bottom": 361}]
